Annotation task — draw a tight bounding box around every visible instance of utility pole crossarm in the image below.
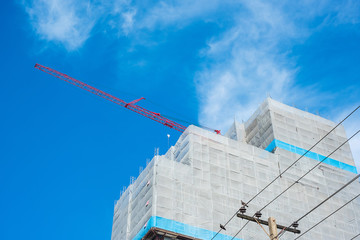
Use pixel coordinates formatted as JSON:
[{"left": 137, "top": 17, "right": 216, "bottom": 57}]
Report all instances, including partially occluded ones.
[{"left": 237, "top": 213, "right": 301, "bottom": 234}]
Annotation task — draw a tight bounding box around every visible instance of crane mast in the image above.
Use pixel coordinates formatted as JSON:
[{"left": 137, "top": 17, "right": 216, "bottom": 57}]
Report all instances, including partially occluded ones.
[{"left": 34, "top": 64, "right": 213, "bottom": 133}]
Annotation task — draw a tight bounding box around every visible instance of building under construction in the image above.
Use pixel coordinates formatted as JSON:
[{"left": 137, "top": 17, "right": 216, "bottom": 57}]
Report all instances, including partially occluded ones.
[{"left": 111, "top": 98, "right": 359, "bottom": 240}]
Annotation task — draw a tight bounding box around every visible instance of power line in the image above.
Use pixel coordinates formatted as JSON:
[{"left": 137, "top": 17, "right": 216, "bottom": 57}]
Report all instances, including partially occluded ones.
[
  {"left": 277, "top": 173, "right": 360, "bottom": 239},
  {"left": 351, "top": 233, "right": 360, "bottom": 240},
  {"left": 211, "top": 105, "right": 360, "bottom": 239},
  {"left": 231, "top": 129, "right": 360, "bottom": 239},
  {"left": 259, "top": 129, "right": 360, "bottom": 212},
  {"left": 246, "top": 105, "right": 359, "bottom": 206},
  {"left": 294, "top": 193, "right": 360, "bottom": 239},
  {"left": 230, "top": 221, "right": 249, "bottom": 240}
]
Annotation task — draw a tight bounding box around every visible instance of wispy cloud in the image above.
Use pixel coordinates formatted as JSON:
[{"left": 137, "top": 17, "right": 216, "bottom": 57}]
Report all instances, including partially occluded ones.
[
  {"left": 332, "top": 0, "right": 360, "bottom": 25},
  {"left": 134, "top": 0, "right": 225, "bottom": 30},
  {"left": 22, "top": 0, "right": 228, "bottom": 49},
  {"left": 193, "top": 0, "right": 360, "bottom": 167},
  {"left": 195, "top": 0, "right": 360, "bottom": 130},
  {"left": 196, "top": 1, "right": 301, "bottom": 129},
  {"left": 22, "top": 0, "right": 360, "bottom": 166},
  {"left": 23, "top": 0, "right": 100, "bottom": 50},
  {"left": 107, "top": 0, "right": 137, "bottom": 36}
]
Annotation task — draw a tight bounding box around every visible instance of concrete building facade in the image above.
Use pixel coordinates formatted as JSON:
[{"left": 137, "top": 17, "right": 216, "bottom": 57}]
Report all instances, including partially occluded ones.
[{"left": 111, "top": 98, "right": 359, "bottom": 240}]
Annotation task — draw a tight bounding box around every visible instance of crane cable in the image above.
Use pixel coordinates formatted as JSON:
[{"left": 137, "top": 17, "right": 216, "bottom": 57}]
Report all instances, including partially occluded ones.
[{"left": 161, "top": 113, "right": 218, "bottom": 132}]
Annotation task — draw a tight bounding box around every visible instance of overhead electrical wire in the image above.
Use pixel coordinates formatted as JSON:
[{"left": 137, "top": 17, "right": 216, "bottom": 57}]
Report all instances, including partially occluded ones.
[
  {"left": 230, "top": 130, "right": 360, "bottom": 239},
  {"left": 259, "top": 129, "right": 360, "bottom": 212},
  {"left": 350, "top": 233, "right": 360, "bottom": 240},
  {"left": 211, "top": 105, "right": 360, "bottom": 240},
  {"left": 277, "top": 173, "right": 360, "bottom": 239},
  {"left": 230, "top": 221, "right": 250, "bottom": 240},
  {"left": 293, "top": 193, "right": 360, "bottom": 239}
]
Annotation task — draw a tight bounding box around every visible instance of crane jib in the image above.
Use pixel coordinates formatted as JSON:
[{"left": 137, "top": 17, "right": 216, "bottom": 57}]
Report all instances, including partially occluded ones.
[{"left": 34, "top": 63, "right": 187, "bottom": 133}]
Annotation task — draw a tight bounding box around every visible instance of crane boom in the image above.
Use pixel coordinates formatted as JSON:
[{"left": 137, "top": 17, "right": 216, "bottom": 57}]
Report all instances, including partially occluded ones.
[{"left": 34, "top": 63, "right": 187, "bottom": 132}]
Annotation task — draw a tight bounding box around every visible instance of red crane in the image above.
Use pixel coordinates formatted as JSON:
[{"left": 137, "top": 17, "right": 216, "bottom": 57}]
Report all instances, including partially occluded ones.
[{"left": 34, "top": 64, "right": 220, "bottom": 134}]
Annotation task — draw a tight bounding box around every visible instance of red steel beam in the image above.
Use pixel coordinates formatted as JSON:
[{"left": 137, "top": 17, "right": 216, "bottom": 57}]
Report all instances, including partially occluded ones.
[{"left": 34, "top": 63, "right": 187, "bottom": 133}]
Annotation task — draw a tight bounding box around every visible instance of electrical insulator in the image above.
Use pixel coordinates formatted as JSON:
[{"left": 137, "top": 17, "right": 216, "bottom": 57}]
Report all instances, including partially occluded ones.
[
  {"left": 292, "top": 221, "right": 299, "bottom": 228},
  {"left": 240, "top": 206, "right": 246, "bottom": 214}
]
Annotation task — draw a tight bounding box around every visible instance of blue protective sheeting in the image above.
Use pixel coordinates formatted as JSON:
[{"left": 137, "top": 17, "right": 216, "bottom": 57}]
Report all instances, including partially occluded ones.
[
  {"left": 133, "top": 217, "right": 155, "bottom": 240},
  {"left": 265, "top": 139, "right": 357, "bottom": 174},
  {"left": 133, "top": 216, "right": 243, "bottom": 240}
]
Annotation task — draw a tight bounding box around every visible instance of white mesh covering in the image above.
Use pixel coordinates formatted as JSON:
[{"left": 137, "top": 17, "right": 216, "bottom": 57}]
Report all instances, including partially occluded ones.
[{"left": 112, "top": 98, "right": 360, "bottom": 240}]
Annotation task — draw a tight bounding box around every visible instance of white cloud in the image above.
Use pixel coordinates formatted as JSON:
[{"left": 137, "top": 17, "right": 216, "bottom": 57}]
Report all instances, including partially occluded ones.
[
  {"left": 22, "top": 0, "right": 360, "bottom": 50},
  {"left": 121, "top": 10, "right": 136, "bottom": 35},
  {"left": 195, "top": 0, "right": 359, "bottom": 126},
  {"left": 195, "top": 1, "right": 300, "bottom": 130},
  {"left": 22, "top": 0, "right": 360, "bottom": 165},
  {"left": 22, "top": 0, "right": 226, "bottom": 49},
  {"left": 136, "top": 0, "right": 224, "bottom": 30},
  {"left": 196, "top": 49, "right": 295, "bottom": 129},
  {"left": 24, "top": 0, "right": 99, "bottom": 51},
  {"left": 194, "top": 0, "right": 360, "bottom": 167},
  {"left": 23, "top": 0, "right": 140, "bottom": 49},
  {"left": 108, "top": 0, "right": 137, "bottom": 36}
]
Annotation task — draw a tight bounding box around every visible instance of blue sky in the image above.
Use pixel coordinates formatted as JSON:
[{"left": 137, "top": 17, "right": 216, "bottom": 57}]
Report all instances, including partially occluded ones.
[{"left": 1, "top": 1, "right": 359, "bottom": 240}]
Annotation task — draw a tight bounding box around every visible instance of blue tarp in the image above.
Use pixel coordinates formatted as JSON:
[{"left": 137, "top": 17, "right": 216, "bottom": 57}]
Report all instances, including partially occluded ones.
[
  {"left": 265, "top": 139, "right": 357, "bottom": 174},
  {"left": 133, "top": 216, "right": 243, "bottom": 240}
]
